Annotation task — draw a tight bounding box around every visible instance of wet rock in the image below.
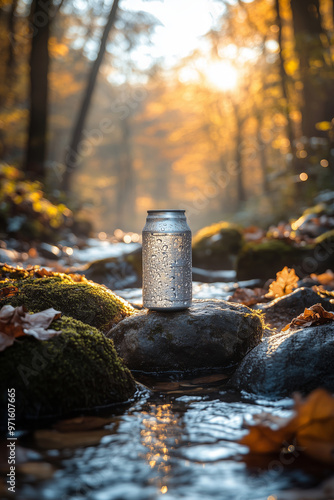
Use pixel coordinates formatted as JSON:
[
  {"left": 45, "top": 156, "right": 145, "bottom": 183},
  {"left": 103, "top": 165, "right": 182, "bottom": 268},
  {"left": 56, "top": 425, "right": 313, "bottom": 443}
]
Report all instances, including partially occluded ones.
[
  {"left": 229, "top": 323, "right": 334, "bottom": 398},
  {"left": 0, "top": 316, "right": 136, "bottom": 425},
  {"left": 255, "top": 287, "right": 334, "bottom": 330},
  {"left": 39, "top": 242, "right": 61, "bottom": 260},
  {"left": 236, "top": 239, "right": 312, "bottom": 281},
  {"left": 107, "top": 299, "right": 263, "bottom": 374},
  {"left": 83, "top": 247, "right": 142, "bottom": 289},
  {"left": 192, "top": 222, "right": 243, "bottom": 270},
  {"left": 0, "top": 247, "right": 19, "bottom": 263}
]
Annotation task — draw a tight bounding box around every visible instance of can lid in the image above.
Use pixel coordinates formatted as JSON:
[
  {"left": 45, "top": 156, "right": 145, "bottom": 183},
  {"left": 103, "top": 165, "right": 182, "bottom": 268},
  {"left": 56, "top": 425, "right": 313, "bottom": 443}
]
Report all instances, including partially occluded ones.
[{"left": 147, "top": 209, "right": 185, "bottom": 213}]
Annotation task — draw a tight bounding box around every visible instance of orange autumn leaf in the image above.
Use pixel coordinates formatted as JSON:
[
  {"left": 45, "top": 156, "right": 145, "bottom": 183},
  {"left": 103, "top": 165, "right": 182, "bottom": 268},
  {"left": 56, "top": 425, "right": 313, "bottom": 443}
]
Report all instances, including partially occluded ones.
[
  {"left": 310, "top": 269, "right": 334, "bottom": 288},
  {"left": 282, "top": 303, "right": 334, "bottom": 331},
  {"left": 0, "top": 285, "right": 19, "bottom": 299},
  {"left": 240, "top": 389, "right": 334, "bottom": 466},
  {"left": 229, "top": 287, "right": 268, "bottom": 306},
  {"left": 266, "top": 267, "right": 299, "bottom": 298}
]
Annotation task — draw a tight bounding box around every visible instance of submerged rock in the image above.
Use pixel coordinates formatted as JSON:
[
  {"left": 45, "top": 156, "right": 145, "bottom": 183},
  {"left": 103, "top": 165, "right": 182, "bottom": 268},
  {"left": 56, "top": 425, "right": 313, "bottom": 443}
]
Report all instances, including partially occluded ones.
[
  {"left": 255, "top": 287, "right": 334, "bottom": 330},
  {"left": 229, "top": 323, "right": 334, "bottom": 398},
  {"left": 0, "top": 316, "right": 136, "bottom": 424},
  {"left": 107, "top": 299, "right": 263, "bottom": 374},
  {"left": 192, "top": 222, "right": 243, "bottom": 270},
  {"left": 0, "top": 266, "right": 135, "bottom": 332}
]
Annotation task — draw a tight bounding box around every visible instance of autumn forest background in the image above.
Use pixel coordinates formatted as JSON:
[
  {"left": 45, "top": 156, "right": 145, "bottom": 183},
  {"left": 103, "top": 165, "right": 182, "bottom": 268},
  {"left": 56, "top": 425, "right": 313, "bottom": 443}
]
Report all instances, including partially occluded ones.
[{"left": 0, "top": 0, "right": 334, "bottom": 240}]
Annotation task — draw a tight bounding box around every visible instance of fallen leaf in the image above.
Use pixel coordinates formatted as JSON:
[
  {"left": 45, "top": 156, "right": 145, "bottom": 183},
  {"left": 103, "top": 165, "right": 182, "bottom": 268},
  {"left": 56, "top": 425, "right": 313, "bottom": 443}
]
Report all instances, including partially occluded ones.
[
  {"left": 283, "top": 303, "right": 334, "bottom": 331},
  {"left": 229, "top": 287, "right": 268, "bottom": 306},
  {"left": 54, "top": 416, "right": 115, "bottom": 432},
  {"left": 0, "top": 305, "right": 62, "bottom": 351},
  {"left": 240, "top": 388, "right": 334, "bottom": 466},
  {"left": 0, "top": 286, "right": 19, "bottom": 299},
  {"left": 266, "top": 267, "right": 299, "bottom": 298},
  {"left": 310, "top": 270, "right": 334, "bottom": 288},
  {"left": 34, "top": 429, "right": 109, "bottom": 449},
  {"left": 17, "top": 462, "right": 56, "bottom": 480}
]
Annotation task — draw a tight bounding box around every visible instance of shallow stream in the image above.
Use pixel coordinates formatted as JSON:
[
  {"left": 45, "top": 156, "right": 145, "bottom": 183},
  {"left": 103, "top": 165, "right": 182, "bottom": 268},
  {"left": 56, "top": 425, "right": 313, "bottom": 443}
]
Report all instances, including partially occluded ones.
[{"left": 2, "top": 241, "right": 333, "bottom": 500}]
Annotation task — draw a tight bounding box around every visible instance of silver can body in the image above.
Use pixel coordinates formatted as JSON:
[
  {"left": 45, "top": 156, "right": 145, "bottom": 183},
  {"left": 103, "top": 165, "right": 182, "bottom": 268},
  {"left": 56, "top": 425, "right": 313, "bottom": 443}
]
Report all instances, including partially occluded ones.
[{"left": 142, "top": 210, "right": 192, "bottom": 311}]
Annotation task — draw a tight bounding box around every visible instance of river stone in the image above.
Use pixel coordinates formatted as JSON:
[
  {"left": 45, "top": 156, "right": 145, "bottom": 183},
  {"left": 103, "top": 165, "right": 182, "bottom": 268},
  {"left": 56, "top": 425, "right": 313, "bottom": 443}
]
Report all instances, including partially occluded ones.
[
  {"left": 255, "top": 287, "right": 334, "bottom": 330},
  {"left": 229, "top": 323, "right": 334, "bottom": 398},
  {"left": 107, "top": 299, "right": 263, "bottom": 374}
]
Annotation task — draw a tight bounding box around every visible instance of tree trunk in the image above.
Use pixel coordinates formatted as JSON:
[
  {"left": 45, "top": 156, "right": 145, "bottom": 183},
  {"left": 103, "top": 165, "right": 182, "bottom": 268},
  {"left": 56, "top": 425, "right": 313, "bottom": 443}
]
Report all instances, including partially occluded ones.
[
  {"left": 24, "top": 0, "right": 51, "bottom": 181},
  {"left": 231, "top": 100, "right": 246, "bottom": 205},
  {"left": 7, "top": 0, "right": 18, "bottom": 82},
  {"left": 255, "top": 115, "right": 270, "bottom": 195},
  {"left": 275, "top": 0, "right": 298, "bottom": 173},
  {"left": 62, "top": 0, "right": 119, "bottom": 194},
  {"left": 290, "top": 0, "right": 333, "bottom": 138},
  {"left": 116, "top": 118, "right": 135, "bottom": 229}
]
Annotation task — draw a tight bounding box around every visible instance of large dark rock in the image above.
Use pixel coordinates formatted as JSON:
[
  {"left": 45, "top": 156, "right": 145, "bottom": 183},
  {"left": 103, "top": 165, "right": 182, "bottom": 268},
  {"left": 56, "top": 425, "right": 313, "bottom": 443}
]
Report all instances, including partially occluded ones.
[
  {"left": 107, "top": 299, "right": 263, "bottom": 374},
  {"left": 255, "top": 287, "right": 334, "bottom": 330},
  {"left": 192, "top": 222, "right": 244, "bottom": 270},
  {"left": 236, "top": 239, "right": 312, "bottom": 281},
  {"left": 229, "top": 323, "right": 334, "bottom": 398}
]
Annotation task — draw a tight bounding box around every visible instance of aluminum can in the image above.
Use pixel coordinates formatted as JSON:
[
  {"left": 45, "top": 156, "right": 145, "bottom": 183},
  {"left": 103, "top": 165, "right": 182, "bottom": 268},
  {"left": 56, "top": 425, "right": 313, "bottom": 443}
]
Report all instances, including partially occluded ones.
[{"left": 142, "top": 210, "right": 192, "bottom": 311}]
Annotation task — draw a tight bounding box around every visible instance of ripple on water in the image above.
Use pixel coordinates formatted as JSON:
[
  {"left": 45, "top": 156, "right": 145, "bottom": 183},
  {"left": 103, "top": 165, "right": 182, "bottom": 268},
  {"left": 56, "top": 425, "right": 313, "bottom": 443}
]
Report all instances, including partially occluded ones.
[{"left": 14, "top": 391, "right": 329, "bottom": 500}]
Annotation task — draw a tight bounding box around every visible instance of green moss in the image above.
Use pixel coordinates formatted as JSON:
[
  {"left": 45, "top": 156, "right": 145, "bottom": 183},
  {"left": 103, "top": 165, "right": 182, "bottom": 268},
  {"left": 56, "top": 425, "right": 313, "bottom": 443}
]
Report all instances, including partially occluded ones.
[
  {"left": 192, "top": 221, "right": 244, "bottom": 269},
  {"left": 236, "top": 239, "right": 311, "bottom": 281},
  {"left": 0, "top": 315, "right": 136, "bottom": 424},
  {"left": 0, "top": 267, "right": 135, "bottom": 332}
]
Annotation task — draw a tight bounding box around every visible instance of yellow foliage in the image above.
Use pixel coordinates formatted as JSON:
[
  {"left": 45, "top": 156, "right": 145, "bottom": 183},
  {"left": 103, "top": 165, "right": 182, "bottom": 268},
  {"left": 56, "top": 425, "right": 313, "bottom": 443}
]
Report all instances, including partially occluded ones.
[{"left": 316, "top": 121, "right": 332, "bottom": 131}]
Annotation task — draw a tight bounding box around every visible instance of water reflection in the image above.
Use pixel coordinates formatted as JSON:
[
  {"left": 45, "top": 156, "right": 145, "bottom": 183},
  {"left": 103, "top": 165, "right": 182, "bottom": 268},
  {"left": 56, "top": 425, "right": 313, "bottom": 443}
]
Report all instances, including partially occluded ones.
[{"left": 140, "top": 402, "right": 185, "bottom": 496}]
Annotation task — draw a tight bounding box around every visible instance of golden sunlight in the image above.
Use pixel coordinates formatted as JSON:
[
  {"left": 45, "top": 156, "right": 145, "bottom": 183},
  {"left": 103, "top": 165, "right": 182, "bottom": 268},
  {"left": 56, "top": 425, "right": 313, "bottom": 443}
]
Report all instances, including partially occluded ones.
[{"left": 205, "top": 61, "right": 239, "bottom": 91}]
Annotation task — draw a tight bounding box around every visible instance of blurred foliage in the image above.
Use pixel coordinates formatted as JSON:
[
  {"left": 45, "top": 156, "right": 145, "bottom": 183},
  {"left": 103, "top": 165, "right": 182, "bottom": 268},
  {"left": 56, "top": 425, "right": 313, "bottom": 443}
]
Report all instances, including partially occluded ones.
[
  {"left": 0, "top": 164, "right": 72, "bottom": 241},
  {"left": 0, "top": 0, "right": 333, "bottom": 235}
]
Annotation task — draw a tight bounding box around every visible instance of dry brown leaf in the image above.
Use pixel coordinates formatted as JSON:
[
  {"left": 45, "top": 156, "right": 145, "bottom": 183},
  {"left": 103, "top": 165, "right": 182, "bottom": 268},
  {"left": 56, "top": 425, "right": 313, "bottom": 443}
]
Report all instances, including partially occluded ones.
[
  {"left": 266, "top": 267, "right": 299, "bottom": 298},
  {"left": 310, "top": 269, "right": 334, "bottom": 288},
  {"left": 17, "top": 462, "right": 56, "bottom": 480},
  {"left": 54, "top": 416, "right": 114, "bottom": 433},
  {"left": 34, "top": 429, "right": 109, "bottom": 449},
  {"left": 0, "top": 285, "right": 19, "bottom": 299},
  {"left": 240, "top": 388, "right": 334, "bottom": 465},
  {"left": 0, "top": 305, "right": 62, "bottom": 351},
  {"left": 283, "top": 303, "right": 334, "bottom": 331},
  {"left": 229, "top": 287, "right": 267, "bottom": 306}
]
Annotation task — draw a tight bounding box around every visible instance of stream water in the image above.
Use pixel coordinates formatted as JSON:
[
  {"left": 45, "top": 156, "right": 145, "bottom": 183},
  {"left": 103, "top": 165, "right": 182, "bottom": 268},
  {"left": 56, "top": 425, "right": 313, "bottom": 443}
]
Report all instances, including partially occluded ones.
[
  {"left": 2, "top": 241, "right": 333, "bottom": 500},
  {"left": 11, "top": 388, "right": 330, "bottom": 500}
]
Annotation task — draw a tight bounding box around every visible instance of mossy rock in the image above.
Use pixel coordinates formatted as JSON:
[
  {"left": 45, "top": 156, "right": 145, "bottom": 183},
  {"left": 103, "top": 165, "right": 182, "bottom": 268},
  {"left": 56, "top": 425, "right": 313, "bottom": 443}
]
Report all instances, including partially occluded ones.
[
  {"left": 0, "top": 316, "right": 136, "bottom": 425},
  {"left": 313, "top": 229, "right": 334, "bottom": 272},
  {"left": 0, "top": 266, "right": 135, "bottom": 332},
  {"left": 236, "top": 239, "right": 312, "bottom": 281},
  {"left": 192, "top": 221, "right": 244, "bottom": 270}
]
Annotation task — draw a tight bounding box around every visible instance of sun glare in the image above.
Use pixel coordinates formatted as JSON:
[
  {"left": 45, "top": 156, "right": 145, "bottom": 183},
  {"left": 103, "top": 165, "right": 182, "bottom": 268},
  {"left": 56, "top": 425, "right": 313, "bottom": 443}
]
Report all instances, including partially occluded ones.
[{"left": 205, "top": 61, "right": 238, "bottom": 91}]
